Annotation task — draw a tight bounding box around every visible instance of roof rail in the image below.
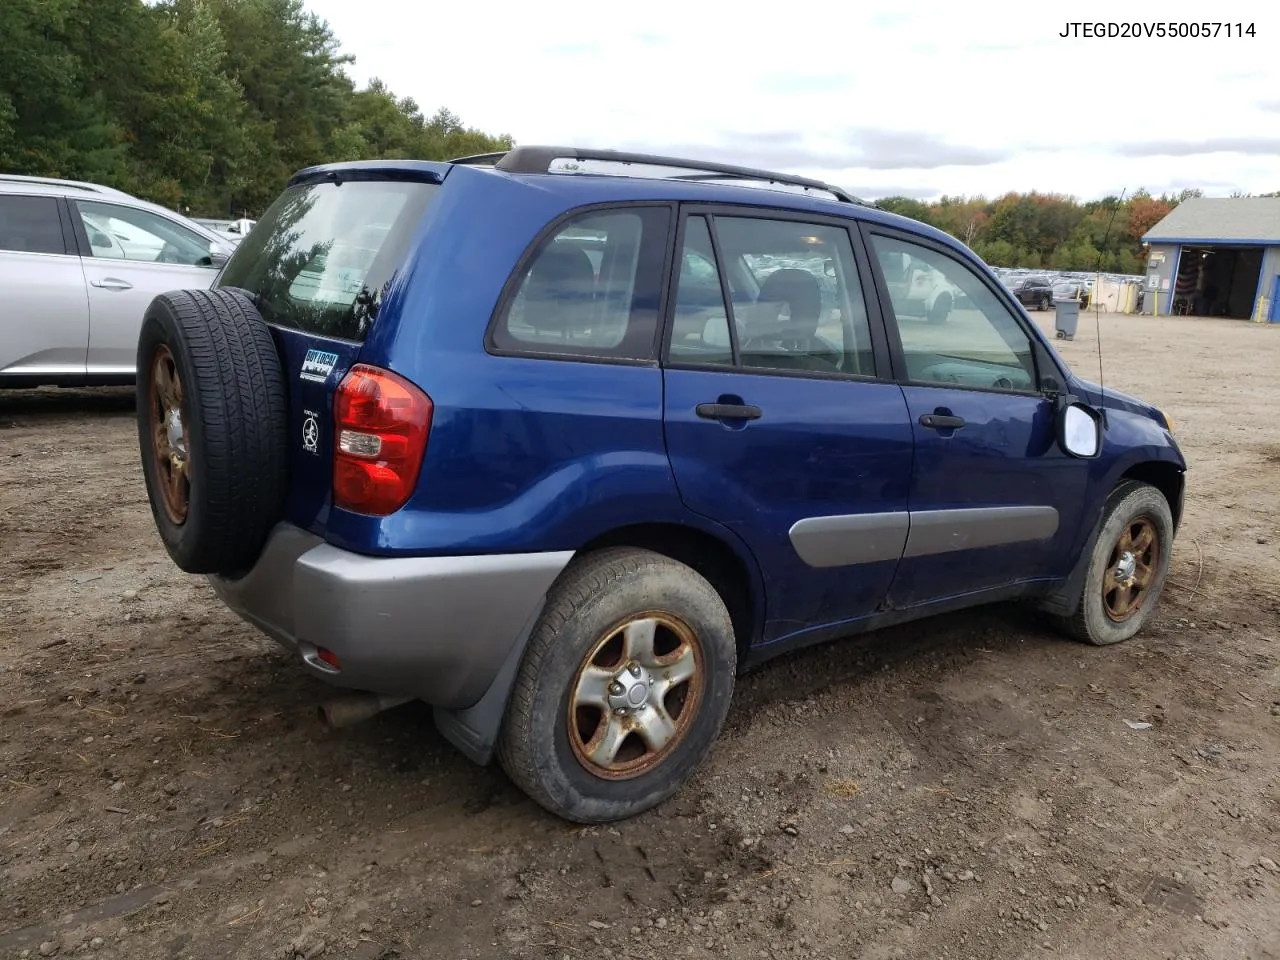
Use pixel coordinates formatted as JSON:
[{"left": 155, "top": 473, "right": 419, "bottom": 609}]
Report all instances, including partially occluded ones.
[
  {"left": 449, "top": 145, "right": 872, "bottom": 207},
  {"left": 0, "top": 174, "right": 133, "bottom": 197}
]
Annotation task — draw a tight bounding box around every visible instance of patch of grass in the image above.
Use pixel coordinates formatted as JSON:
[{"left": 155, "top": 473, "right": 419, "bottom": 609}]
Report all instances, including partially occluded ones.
[
  {"left": 1261, "top": 443, "right": 1280, "bottom": 464},
  {"left": 825, "top": 778, "right": 861, "bottom": 798}
]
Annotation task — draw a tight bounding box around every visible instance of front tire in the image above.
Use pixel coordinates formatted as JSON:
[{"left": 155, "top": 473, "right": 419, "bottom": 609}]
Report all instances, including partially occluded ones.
[
  {"left": 498, "top": 548, "right": 737, "bottom": 823},
  {"left": 1055, "top": 482, "right": 1173, "bottom": 645}
]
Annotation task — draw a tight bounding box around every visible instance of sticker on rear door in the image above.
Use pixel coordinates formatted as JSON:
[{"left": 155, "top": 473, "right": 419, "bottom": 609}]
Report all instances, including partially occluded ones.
[
  {"left": 300, "top": 349, "right": 339, "bottom": 383},
  {"left": 301, "top": 410, "right": 320, "bottom": 454}
]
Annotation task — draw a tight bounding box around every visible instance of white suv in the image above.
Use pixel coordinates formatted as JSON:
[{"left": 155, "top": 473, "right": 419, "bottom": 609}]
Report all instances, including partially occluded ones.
[{"left": 0, "top": 175, "right": 234, "bottom": 387}]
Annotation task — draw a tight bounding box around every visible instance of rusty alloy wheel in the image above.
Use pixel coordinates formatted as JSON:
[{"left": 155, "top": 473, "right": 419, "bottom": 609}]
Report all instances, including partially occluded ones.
[
  {"left": 567, "top": 613, "right": 705, "bottom": 780},
  {"left": 1102, "top": 516, "right": 1160, "bottom": 622},
  {"left": 148, "top": 344, "right": 191, "bottom": 525}
]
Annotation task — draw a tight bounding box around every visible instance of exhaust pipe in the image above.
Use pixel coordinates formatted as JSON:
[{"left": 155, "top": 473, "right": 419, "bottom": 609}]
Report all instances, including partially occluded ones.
[{"left": 318, "top": 693, "right": 412, "bottom": 730}]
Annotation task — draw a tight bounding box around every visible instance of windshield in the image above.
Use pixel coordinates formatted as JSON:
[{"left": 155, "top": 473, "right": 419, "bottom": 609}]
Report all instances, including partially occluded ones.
[{"left": 217, "top": 179, "right": 437, "bottom": 342}]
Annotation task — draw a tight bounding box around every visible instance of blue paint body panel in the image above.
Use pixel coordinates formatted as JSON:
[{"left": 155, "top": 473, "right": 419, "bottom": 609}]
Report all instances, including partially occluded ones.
[
  {"left": 890, "top": 385, "right": 1088, "bottom": 607},
  {"left": 225, "top": 158, "right": 1188, "bottom": 665},
  {"left": 663, "top": 368, "right": 914, "bottom": 643}
]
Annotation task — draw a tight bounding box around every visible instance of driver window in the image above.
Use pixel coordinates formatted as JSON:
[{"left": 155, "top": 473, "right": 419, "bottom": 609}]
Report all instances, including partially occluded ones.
[
  {"left": 869, "top": 234, "right": 1038, "bottom": 393},
  {"left": 73, "top": 200, "right": 215, "bottom": 267}
]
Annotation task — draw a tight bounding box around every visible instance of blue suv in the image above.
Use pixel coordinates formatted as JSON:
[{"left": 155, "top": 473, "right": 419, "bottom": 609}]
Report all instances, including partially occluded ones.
[{"left": 135, "top": 146, "right": 1186, "bottom": 824}]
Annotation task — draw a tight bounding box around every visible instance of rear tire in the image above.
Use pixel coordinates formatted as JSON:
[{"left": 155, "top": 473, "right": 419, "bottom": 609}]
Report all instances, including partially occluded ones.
[
  {"left": 1038, "top": 295, "right": 1051, "bottom": 311},
  {"left": 136, "top": 289, "right": 289, "bottom": 576},
  {"left": 498, "top": 548, "right": 737, "bottom": 823},
  {"left": 1054, "top": 482, "right": 1173, "bottom": 645}
]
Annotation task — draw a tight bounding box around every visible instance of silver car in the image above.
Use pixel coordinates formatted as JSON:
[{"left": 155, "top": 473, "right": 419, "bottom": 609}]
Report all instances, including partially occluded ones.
[{"left": 0, "top": 175, "right": 235, "bottom": 387}]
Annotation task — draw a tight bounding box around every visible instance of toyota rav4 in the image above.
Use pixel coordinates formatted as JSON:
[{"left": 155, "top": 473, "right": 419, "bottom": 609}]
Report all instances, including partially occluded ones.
[{"left": 135, "top": 146, "right": 1186, "bottom": 824}]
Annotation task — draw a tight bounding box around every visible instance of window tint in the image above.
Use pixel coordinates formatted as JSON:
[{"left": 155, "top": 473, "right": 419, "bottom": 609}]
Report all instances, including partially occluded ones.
[
  {"left": 74, "top": 200, "right": 215, "bottom": 266},
  {"left": 218, "top": 179, "right": 437, "bottom": 342},
  {"left": 495, "top": 207, "right": 671, "bottom": 361},
  {"left": 668, "top": 214, "right": 875, "bottom": 378},
  {"left": 0, "top": 195, "right": 66, "bottom": 255},
  {"left": 870, "top": 234, "right": 1038, "bottom": 392}
]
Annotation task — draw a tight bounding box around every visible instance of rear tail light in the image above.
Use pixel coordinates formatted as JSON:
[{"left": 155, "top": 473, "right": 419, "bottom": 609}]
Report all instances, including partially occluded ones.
[{"left": 333, "top": 364, "right": 432, "bottom": 515}]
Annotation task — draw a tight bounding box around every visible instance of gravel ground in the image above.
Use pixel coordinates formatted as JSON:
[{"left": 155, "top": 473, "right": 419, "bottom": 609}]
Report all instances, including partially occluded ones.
[{"left": 1, "top": 312, "right": 1278, "bottom": 960}]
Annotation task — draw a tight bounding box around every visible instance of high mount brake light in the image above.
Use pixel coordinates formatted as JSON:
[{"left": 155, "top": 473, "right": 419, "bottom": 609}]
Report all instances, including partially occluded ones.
[{"left": 332, "top": 365, "right": 432, "bottom": 516}]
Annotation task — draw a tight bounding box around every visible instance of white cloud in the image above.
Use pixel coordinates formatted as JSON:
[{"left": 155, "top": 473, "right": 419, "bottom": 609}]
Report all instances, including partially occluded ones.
[{"left": 305, "top": 0, "right": 1280, "bottom": 200}]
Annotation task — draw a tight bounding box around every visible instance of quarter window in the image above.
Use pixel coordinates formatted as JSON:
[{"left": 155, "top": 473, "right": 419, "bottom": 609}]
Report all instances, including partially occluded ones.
[
  {"left": 668, "top": 214, "right": 875, "bottom": 377},
  {"left": 494, "top": 207, "right": 671, "bottom": 361},
  {"left": 73, "top": 200, "right": 216, "bottom": 267},
  {"left": 0, "top": 195, "right": 66, "bottom": 255},
  {"left": 870, "top": 234, "right": 1039, "bottom": 392}
]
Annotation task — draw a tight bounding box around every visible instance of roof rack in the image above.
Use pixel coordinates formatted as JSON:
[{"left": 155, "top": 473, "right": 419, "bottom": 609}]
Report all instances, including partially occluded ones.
[
  {"left": 0, "top": 174, "right": 134, "bottom": 198},
  {"left": 449, "top": 145, "right": 872, "bottom": 207}
]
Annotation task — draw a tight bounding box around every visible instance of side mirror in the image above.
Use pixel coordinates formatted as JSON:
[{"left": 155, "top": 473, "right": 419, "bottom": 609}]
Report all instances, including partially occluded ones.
[
  {"left": 207, "top": 248, "right": 230, "bottom": 268},
  {"left": 1057, "top": 398, "right": 1102, "bottom": 459}
]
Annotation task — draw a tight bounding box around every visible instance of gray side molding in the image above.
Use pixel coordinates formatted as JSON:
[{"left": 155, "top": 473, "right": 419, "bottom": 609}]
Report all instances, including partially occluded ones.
[
  {"left": 433, "top": 599, "right": 545, "bottom": 766},
  {"left": 788, "top": 512, "right": 910, "bottom": 567},
  {"left": 902, "top": 506, "right": 1059, "bottom": 558},
  {"left": 788, "top": 505, "right": 1060, "bottom": 569}
]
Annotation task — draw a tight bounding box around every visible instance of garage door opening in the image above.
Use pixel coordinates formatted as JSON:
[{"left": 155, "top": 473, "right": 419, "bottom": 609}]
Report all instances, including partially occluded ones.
[{"left": 1173, "top": 246, "right": 1263, "bottom": 318}]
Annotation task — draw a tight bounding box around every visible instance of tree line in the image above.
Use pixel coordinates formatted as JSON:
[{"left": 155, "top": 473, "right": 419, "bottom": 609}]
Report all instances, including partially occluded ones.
[
  {"left": 876, "top": 187, "right": 1278, "bottom": 275},
  {"left": 0, "top": 0, "right": 512, "bottom": 217},
  {"left": 3, "top": 0, "right": 1274, "bottom": 271}
]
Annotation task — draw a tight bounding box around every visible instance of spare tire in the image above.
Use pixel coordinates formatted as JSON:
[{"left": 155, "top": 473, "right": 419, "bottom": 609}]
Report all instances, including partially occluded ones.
[{"left": 136, "top": 288, "right": 289, "bottom": 576}]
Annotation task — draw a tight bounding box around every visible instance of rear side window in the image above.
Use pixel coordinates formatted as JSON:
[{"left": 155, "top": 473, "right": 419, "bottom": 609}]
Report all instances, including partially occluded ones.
[
  {"left": 492, "top": 206, "right": 672, "bottom": 361},
  {"left": 218, "top": 179, "right": 438, "bottom": 342},
  {"left": 668, "top": 214, "right": 876, "bottom": 378},
  {"left": 0, "top": 195, "right": 66, "bottom": 255}
]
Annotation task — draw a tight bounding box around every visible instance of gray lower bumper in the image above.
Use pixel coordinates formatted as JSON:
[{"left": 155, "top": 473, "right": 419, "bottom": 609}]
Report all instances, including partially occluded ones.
[{"left": 208, "top": 524, "right": 573, "bottom": 709}]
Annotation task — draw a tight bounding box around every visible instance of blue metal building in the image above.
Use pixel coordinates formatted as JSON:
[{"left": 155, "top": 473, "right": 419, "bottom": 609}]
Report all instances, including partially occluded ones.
[{"left": 1141, "top": 197, "right": 1280, "bottom": 321}]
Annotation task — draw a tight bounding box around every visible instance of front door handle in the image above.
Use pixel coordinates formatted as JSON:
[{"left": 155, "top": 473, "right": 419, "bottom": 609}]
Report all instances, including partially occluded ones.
[
  {"left": 696, "top": 402, "right": 763, "bottom": 421},
  {"left": 919, "top": 413, "right": 965, "bottom": 430},
  {"left": 91, "top": 278, "right": 133, "bottom": 291}
]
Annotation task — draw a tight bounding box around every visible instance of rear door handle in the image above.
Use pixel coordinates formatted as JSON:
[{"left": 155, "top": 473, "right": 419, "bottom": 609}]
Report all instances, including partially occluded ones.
[
  {"left": 919, "top": 413, "right": 965, "bottom": 430},
  {"left": 91, "top": 278, "right": 133, "bottom": 291},
  {"left": 696, "top": 402, "right": 762, "bottom": 421}
]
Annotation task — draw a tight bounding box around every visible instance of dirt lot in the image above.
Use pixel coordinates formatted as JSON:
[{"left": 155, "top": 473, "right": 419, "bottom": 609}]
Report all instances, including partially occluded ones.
[{"left": 1, "top": 313, "right": 1278, "bottom": 960}]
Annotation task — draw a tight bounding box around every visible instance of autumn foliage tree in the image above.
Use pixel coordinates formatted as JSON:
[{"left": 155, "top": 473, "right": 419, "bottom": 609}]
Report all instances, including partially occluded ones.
[
  {"left": 877, "top": 188, "right": 1200, "bottom": 274},
  {"left": 1127, "top": 194, "right": 1175, "bottom": 243}
]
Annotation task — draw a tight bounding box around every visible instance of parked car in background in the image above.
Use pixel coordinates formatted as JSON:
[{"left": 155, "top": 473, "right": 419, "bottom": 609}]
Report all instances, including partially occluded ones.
[
  {"left": 192, "top": 217, "right": 256, "bottom": 245},
  {"left": 878, "top": 248, "right": 965, "bottom": 323},
  {"left": 134, "top": 146, "right": 1185, "bottom": 824},
  {"left": 1053, "top": 280, "right": 1091, "bottom": 310},
  {"left": 1006, "top": 275, "right": 1057, "bottom": 310},
  {"left": 0, "top": 175, "right": 233, "bottom": 387}
]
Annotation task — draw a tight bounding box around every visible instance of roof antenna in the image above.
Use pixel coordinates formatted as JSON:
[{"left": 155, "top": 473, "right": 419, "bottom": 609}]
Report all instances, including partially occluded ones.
[{"left": 1093, "top": 188, "right": 1126, "bottom": 425}]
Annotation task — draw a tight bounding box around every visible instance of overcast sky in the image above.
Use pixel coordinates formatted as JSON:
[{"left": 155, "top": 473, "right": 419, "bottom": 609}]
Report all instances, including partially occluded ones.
[{"left": 305, "top": 0, "right": 1278, "bottom": 202}]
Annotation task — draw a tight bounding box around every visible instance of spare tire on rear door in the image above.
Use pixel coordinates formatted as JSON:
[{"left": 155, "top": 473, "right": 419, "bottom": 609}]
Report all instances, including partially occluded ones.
[{"left": 136, "top": 288, "right": 289, "bottom": 576}]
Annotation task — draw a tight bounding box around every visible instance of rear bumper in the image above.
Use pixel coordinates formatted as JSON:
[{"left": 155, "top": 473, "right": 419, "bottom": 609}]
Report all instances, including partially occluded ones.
[{"left": 208, "top": 524, "right": 573, "bottom": 709}]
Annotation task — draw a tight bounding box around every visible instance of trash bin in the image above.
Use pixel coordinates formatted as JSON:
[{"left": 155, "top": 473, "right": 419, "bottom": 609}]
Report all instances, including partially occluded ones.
[{"left": 1054, "top": 299, "right": 1080, "bottom": 340}]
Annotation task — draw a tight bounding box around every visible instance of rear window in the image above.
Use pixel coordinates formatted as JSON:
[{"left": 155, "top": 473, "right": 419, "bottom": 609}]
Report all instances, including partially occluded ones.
[{"left": 218, "top": 179, "right": 437, "bottom": 342}]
